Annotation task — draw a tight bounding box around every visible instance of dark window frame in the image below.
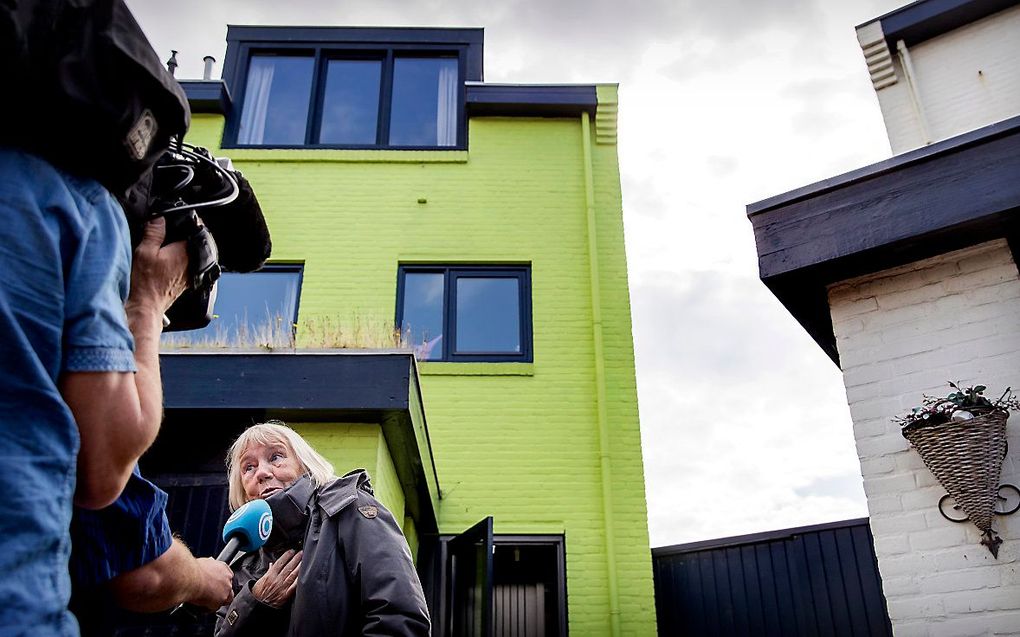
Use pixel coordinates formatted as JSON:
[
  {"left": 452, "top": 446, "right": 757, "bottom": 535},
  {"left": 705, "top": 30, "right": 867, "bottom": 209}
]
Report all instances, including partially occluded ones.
[
  {"left": 223, "top": 42, "right": 468, "bottom": 150},
  {"left": 225, "top": 261, "right": 305, "bottom": 329},
  {"left": 396, "top": 265, "right": 533, "bottom": 363},
  {"left": 162, "top": 263, "right": 305, "bottom": 347},
  {"left": 261, "top": 262, "right": 305, "bottom": 332}
]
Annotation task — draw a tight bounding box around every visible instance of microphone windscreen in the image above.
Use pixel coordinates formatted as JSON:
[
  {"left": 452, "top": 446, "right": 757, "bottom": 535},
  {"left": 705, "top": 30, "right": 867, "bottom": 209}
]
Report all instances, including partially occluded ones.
[
  {"left": 201, "top": 171, "right": 272, "bottom": 273},
  {"left": 222, "top": 499, "right": 274, "bottom": 552}
]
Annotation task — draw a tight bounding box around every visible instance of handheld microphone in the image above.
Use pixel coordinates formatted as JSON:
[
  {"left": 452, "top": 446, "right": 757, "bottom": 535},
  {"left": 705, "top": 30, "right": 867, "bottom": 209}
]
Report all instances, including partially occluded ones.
[
  {"left": 170, "top": 499, "right": 273, "bottom": 618},
  {"left": 218, "top": 498, "right": 273, "bottom": 562}
]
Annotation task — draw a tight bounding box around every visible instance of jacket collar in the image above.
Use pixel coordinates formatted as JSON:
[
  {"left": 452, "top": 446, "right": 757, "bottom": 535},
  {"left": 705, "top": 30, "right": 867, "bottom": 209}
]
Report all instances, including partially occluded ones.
[
  {"left": 263, "top": 470, "right": 375, "bottom": 546},
  {"left": 317, "top": 468, "right": 373, "bottom": 517},
  {"left": 264, "top": 474, "right": 315, "bottom": 549}
]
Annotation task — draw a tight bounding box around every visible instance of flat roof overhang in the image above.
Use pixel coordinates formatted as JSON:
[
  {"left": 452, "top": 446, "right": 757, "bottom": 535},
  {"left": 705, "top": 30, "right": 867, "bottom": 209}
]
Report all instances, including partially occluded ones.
[
  {"left": 865, "top": 0, "right": 1020, "bottom": 49},
  {"left": 465, "top": 83, "right": 597, "bottom": 117},
  {"left": 159, "top": 351, "right": 440, "bottom": 533},
  {"left": 180, "top": 80, "right": 231, "bottom": 114},
  {"left": 747, "top": 115, "right": 1020, "bottom": 366}
]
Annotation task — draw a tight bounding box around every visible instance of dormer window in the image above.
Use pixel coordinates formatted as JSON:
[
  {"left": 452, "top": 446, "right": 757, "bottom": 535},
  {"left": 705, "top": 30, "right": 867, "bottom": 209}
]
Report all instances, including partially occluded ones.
[
  {"left": 223, "top": 28, "right": 482, "bottom": 150},
  {"left": 237, "top": 55, "right": 316, "bottom": 145}
]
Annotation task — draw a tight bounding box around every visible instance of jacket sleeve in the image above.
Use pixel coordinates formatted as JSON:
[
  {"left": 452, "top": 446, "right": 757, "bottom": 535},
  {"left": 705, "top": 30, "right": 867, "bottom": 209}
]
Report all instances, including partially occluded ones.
[
  {"left": 339, "top": 495, "right": 431, "bottom": 636},
  {"left": 214, "top": 573, "right": 287, "bottom": 636}
]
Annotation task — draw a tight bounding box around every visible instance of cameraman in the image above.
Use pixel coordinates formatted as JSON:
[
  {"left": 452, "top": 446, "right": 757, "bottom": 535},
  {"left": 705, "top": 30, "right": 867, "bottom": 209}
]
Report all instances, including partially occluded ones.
[
  {"left": 0, "top": 0, "right": 234, "bottom": 632},
  {"left": 0, "top": 146, "right": 233, "bottom": 634},
  {"left": 65, "top": 215, "right": 235, "bottom": 635}
]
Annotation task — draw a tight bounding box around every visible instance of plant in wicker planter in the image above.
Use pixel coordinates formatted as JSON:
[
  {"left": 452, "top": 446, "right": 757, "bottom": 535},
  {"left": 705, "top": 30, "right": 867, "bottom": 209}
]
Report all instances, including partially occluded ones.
[{"left": 895, "top": 382, "right": 1020, "bottom": 557}]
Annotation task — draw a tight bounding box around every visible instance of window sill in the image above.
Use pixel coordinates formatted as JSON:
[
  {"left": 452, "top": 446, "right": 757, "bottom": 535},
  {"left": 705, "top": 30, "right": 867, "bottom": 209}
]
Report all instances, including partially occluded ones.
[
  {"left": 219, "top": 148, "right": 468, "bottom": 164},
  {"left": 417, "top": 362, "right": 534, "bottom": 376}
]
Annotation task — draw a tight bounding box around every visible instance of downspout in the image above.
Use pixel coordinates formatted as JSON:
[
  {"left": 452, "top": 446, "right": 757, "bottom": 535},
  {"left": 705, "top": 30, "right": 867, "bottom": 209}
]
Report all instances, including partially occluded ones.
[
  {"left": 581, "top": 110, "right": 621, "bottom": 637},
  {"left": 896, "top": 39, "right": 932, "bottom": 145}
]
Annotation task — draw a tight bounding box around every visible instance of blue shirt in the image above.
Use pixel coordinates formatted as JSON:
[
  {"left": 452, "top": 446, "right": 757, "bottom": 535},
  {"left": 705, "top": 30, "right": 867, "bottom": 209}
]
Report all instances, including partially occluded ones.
[
  {"left": 0, "top": 148, "right": 136, "bottom": 636},
  {"left": 70, "top": 468, "right": 173, "bottom": 587},
  {"left": 69, "top": 468, "right": 173, "bottom": 637}
]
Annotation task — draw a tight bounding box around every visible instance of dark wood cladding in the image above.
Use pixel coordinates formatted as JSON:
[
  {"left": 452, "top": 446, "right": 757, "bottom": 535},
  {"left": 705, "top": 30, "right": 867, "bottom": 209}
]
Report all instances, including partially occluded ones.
[
  {"left": 160, "top": 352, "right": 412, "bottom": 411},
  {"left": 180, "top": 80, "right": 231, "bottom": 114},
  {"left": 465, "top": 84, "right": 598, "bottom": 117},
  {"left": 652, "top": 518, "right": 892, "bottom": 637},
  {"left": 875, "top": 0, "right": 1020, "bottom": 48},
  {"left": 747, "top": 116, "right": 1020, "bottom": 364}
]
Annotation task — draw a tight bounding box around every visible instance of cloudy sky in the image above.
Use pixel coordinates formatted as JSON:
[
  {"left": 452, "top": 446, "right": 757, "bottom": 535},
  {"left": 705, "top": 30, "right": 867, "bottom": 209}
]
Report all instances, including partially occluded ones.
[{"left": 128, "top": 0, "right": 909, "bottom": 547}]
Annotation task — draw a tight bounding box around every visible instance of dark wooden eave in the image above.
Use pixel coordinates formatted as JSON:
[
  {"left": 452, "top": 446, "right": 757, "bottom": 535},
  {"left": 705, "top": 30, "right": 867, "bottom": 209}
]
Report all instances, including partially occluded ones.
[
  {"left": 747, "top": 115, "right": 1020, "bottom": 366},
  {"left": 159, "top": 351, "right": 440, "bottom": 532},
  {"left": 180, "top": 80, "right": 232, "bottom": 114},
  {"left": 867, "top": 0, "right": 1020, "bottom": 49},
  {"left": 465, "top": 83, "right": 597, "bottom": 117}
]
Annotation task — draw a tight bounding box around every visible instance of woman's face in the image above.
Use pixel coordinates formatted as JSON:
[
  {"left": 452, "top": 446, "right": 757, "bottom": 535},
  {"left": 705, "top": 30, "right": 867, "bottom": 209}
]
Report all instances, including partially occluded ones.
[{"left": 239, "top": 439, "right": 305, "bottom": 501}]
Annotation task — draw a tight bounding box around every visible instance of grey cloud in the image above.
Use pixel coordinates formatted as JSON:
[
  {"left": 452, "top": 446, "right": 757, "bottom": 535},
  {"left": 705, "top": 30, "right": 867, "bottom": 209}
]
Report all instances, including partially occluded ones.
[
  {"left": 789, "top": 106, "right": 851, "bottom": 137},
  {"left": 705, "top": 155, "right": 739, "bottom": 178},
  {"left": 781, "top": 75, "right": 860, "bottom": 100},
  {"left": 621, "top": 173, "right": 670, "bottom": 220},
  {"left": 631, "top": 270, "right": 813, "bottom": 381},
  {"left": 131, "top": 0, "right": 826, "bottom": 84},
  {"left": 794, "top": 475, "right": 866, "bottom": 501}
]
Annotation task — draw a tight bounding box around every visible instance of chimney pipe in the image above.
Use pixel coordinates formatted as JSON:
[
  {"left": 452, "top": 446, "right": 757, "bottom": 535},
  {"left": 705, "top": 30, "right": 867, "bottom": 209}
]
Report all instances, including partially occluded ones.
[
  {"left": 203, "top": 55, "right": 216, "bottom": 80},
  {"left": 166, "top": 50, "right": 178, "bottom": 76}
]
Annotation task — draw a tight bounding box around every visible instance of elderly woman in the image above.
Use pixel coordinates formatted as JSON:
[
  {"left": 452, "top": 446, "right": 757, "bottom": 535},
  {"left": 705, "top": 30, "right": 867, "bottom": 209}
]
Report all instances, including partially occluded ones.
[{"left": 215, "top": 421, "right": 430, "bottom": 636}]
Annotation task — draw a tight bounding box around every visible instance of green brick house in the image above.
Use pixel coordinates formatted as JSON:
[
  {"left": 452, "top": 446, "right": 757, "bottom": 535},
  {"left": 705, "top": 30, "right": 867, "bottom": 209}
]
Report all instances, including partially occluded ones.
[{"left": 148, "top": 25, "right": 655, "bottom": 636}]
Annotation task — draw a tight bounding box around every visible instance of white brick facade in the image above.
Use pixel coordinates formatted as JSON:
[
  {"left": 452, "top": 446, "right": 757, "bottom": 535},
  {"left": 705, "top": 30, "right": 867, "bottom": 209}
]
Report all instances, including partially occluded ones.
[
  {"left": 829, "top": 239, "right": 1020, "bottom": 635},
  {"left": 858, "top": 4, "right": 1020, "bottom": 154}
]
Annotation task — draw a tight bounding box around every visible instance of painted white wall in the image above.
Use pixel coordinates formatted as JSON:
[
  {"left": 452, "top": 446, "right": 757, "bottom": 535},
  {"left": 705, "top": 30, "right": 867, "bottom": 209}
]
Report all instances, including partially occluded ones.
[
  {"left": 858, "top": 4, "right": 1020, "bottom": 155},
  {"left": 829, "top": 239, "right": 1020, "bottom": 636}
]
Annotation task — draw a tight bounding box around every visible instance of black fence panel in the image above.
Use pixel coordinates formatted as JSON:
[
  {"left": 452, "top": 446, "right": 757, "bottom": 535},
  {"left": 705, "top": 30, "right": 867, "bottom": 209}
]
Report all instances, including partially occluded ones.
[{"left": 652, "top": 518, "right": 892, "bottom": 637}]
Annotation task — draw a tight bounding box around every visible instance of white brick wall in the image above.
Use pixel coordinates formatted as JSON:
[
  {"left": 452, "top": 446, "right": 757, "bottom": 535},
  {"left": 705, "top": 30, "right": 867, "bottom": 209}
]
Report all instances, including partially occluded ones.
[
  {"left": 861, "top": 4, "right": 1020, "bottom": 155},
  {"left": 829, "top": 239, "right": 1020, "bottom": 635}
]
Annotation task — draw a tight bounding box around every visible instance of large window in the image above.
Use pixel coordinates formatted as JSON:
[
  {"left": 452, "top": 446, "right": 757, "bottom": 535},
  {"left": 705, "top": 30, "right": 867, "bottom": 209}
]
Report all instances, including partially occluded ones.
[
  {"left": 397, "top": 266, "right": 532, "bottom": 362},
  {"left": 161, "top": 265, "right": 303, "bottom": 348},
  {"left": 234, "top": 51, "right": 461, "bottom": 149},
  {"left": 236, "top": 56, "right": 315, "bottom": 145}
]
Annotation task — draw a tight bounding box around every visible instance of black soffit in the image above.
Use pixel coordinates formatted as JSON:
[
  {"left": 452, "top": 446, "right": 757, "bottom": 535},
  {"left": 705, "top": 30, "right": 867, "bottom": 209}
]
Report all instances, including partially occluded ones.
[
  {"left": 868, "top": 0, "right": 1020, "bottom": 49},
  {"left": 747, "top": 116, "right": 1020, "bottom": 366},
  {"left": 179, "top": 80, "right": 231, "bottom": 114},
  {"left": 161, "top": 351, "right": 412, "bottom": 411}
]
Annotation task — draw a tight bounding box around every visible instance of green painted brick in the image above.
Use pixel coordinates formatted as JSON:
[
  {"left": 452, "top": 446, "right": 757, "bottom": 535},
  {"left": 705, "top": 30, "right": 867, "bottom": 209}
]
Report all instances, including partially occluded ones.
[
  {"left": 290, "top": 422, "right": 404, "bottom": 522},
  {"left": 187, "top": 84, "right": 655, "bottom": 634}
]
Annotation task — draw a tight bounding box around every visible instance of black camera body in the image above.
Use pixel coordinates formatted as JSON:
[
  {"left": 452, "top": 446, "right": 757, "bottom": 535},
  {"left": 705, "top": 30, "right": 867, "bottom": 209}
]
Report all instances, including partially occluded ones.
[
  {"left": 146, "top": 143, "right": 271, "bottom": 331},
  {"left": 163, "top": 210, "right": 221, "bottom": 331}
]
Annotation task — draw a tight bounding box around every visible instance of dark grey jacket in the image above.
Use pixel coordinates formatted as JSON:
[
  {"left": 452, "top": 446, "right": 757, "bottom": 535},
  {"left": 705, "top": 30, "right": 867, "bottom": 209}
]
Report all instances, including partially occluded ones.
[{"left": 214, "top": 471, "right": 430, "bottom": 636}]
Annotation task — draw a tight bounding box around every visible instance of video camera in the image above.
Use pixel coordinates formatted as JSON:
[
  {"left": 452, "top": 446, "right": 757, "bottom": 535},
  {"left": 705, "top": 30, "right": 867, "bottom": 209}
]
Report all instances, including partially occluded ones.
[
  {"left": 136, "top": 142, "right": 272, "bottom": 331},
  {"left": 1, "top": 0, "right": 271, "bottom": 331}
]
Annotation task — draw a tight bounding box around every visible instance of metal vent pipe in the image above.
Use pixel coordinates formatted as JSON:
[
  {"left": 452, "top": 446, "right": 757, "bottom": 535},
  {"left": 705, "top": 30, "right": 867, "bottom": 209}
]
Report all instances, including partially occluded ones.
[{"left": 203, "top": 56, "right": 216, "bottom": 80}]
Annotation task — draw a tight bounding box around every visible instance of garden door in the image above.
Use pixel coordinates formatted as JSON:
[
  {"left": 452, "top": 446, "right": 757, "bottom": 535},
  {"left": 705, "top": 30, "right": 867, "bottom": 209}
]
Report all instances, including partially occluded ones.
[{"left": 445, "top": 516, "right": 494, "bottom": 637}]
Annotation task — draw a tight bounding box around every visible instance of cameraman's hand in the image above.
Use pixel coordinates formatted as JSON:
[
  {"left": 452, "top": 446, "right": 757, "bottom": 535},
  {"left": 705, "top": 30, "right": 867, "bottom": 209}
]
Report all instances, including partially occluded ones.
[
  {"left": 189, "top": 558, "right": 235, "bottom": 611},
  {"left": 125, "top": 216, "right": 188, "bottom": 320}
]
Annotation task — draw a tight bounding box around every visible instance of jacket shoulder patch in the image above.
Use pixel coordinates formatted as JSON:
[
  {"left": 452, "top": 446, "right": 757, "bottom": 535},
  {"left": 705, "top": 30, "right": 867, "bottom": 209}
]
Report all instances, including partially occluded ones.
[{"left": 358, "top": 505, "right": 378, "bottom": 519}]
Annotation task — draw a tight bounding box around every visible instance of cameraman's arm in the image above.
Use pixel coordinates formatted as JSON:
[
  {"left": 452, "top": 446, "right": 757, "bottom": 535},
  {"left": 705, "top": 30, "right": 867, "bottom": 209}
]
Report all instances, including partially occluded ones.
[
  {"left": 62, "top": 217, "right": 188, "bottom": 509},
  {"left": 110, "top": 538, "right": 234, "bottom": 612}
]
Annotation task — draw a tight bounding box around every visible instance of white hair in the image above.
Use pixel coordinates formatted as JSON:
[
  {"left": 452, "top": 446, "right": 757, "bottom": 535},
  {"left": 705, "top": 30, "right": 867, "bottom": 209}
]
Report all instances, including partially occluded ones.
[{"left": 226, "top": 420, "right": 335, "bottom": 510}]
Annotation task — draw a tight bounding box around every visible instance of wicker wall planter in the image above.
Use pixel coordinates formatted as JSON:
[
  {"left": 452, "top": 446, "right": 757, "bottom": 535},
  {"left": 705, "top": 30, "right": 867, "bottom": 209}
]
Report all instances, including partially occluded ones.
[{"left": 902, "top": 409, "right": 1009, "bottom": 556}]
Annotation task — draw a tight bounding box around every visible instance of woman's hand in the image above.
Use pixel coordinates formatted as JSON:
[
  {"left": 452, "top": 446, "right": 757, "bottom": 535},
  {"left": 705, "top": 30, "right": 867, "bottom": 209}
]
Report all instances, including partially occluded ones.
[{"left": 252, "top": 550, "right": 302, "bottom": 608}]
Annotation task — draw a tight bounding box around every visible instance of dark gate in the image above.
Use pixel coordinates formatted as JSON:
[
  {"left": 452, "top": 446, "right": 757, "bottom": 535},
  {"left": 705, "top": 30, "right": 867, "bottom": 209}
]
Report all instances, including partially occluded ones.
[{"left": 652, "top": 518, "right": 892, "bottom": 637}]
